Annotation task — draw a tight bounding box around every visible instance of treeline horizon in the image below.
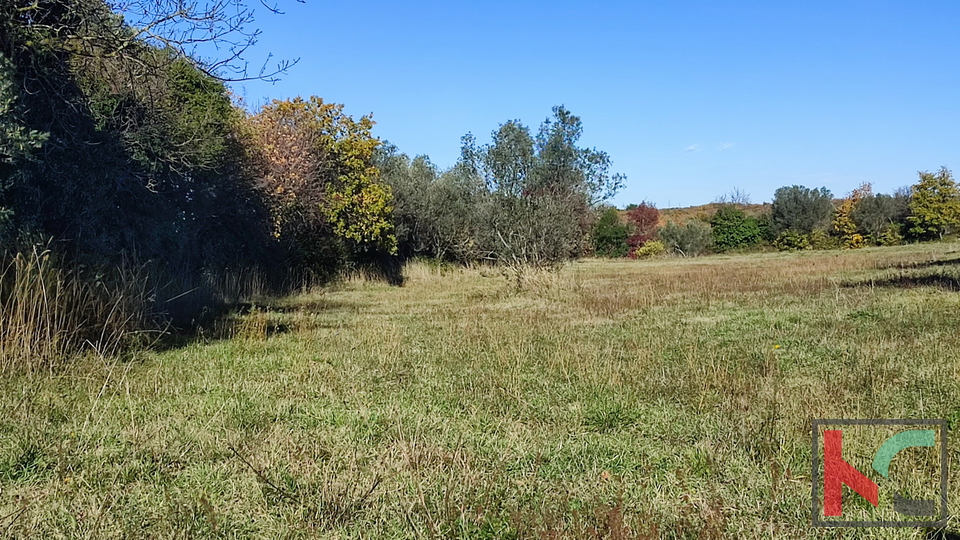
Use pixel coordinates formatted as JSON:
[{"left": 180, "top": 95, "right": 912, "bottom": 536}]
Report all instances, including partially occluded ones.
[
  {"left": 590, "top": 170, "right": 959, "bottom": 259},
  {"left": 2, "top": 0, "right": 959, "bottom": 369},
  {"left": 0, "top": 0, "right": 627, "bottom": 366}
]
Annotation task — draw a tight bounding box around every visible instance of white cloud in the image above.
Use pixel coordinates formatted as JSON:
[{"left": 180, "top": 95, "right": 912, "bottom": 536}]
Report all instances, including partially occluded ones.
[
  {"left": 685, "top": 144, "right": 701, "bottom": 153},
  {"left": 719, "top": 142, "right": 736, "bottom": 151}
]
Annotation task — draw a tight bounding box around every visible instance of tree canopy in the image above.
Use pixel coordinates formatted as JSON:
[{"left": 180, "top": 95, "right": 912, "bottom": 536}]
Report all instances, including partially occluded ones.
[
  {"left": 771, "top": 185, "right": 834, "bottom": 234},
  {"left": 907, "top": 167, "right": 960, "bottom": 240},
  {"left": 381, "top": 106, "right": 625, "bottom": 271}
]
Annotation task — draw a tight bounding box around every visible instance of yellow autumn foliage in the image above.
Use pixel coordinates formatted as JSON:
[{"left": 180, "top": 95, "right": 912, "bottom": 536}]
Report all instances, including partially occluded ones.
[{"left": 242, "top": 96, "right": 396, "bottom": 255}]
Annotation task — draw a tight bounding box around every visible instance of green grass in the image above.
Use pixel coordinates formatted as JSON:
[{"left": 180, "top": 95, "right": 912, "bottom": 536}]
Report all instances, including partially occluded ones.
[{"left": 3, "top": 243, "right": 960, "bottom": 538}]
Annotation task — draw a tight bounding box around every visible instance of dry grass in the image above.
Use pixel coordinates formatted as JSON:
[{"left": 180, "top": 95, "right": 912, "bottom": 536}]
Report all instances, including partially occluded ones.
[
  {"left": 2, "top": 242, "right": 960, "bottom": 538},
  {"left": 545, "top": 245, "right": 959, "bottom": 317},
  {"left": 654, "top": 202, "right": 771, "bottom": 226},
  {"left": 0, "top": 249, "right": 152, "bottom": 373}
]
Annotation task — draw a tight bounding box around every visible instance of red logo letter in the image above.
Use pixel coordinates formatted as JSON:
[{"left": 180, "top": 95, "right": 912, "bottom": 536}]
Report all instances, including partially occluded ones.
[{"left": 823, "top": 430, "right": 879, "bottom": 516}]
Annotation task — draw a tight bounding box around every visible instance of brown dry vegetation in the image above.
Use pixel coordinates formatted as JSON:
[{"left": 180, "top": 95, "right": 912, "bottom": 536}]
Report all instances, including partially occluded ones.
[
  {"left": 0, "top": 249, "right": 152, "bottom": 373},
  {"left": 653, "top": 202, "right": 771, "bottom": 226}
]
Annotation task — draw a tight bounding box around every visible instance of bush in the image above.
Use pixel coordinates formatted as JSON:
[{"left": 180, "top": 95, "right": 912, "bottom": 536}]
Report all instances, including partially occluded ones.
[
  {"left": 659, "top": 220, "right": 713, "bottom": 257},
  {"left": 631, "top": 240, "right": 665, "bottom": 259},
  {"left": 592, "top": 207, "right": 629, "bottom": 257},
  {"left": 844, "top": 233, "right": 867, "bottom": 249},
  {"left": 809, "top": 229, "right": 841, "bottom": 250},
  {"left": 774, "top": 231, "right": 810, "bottom": 251},
  {"left": 710, "top": 206, "right": 762, "bottom": 252}
]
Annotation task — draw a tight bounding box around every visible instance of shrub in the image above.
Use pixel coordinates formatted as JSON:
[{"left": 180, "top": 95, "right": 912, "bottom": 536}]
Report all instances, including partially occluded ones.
[
  {"left": 592, "top": 207, "right": 629, "bottom": 257},
  {"left": 709, "top": 206, "right": 762, "bottom": 252},
  {"left": 774, "top": 231, "right": 810, "bottom": 251},
  {"left": 808, "top": 229, "right": 841, "bottom": 250},
  {"left": 659, "top": 220, "right": 713, "bottom": 257},
  {"left": 844, "top": 233, "right": 867, "bottom": 249},
  {"left": 631, "top": 240, "right": 666, "bottom": 259}
]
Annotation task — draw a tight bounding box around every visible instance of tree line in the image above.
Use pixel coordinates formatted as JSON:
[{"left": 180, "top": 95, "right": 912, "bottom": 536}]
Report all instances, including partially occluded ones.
[
  {"left": 378, "top": 107, "right": 623, "bottom": 279},
  {"left": 0, "top": 0, "right": 408, "bottom": 366},
  {"left": 2, "top": 0, "right": 959, "bottom": 365},
  {"left": 0, "top": 0, "right": 624, "bottom": 346},
  {"left": 592, "top": 171, "right": 960, "bottom": 258}
]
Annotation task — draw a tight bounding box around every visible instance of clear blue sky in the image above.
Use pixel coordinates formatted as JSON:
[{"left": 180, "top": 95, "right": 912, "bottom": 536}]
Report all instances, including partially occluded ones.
[{"left": 230, "top": 1, "right": 960, "bottom": 208}]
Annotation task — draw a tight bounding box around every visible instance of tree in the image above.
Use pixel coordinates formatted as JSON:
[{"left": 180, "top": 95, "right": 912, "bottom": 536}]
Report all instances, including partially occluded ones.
[
  {"left": 361, "top": 107, "right": 628, "bottom": 275},
  {"left": 625, "top": 202, "right": 660, "bottom": 257},
  {"left": 592, "top": 207, "right": 629, "bottom": 257},
  {"left": 377, "top": 144, "right": 484, "bottom": 262},
  {"left": 852, "top": 192, "right": 909, "bottom": 241},
  {"left": 457, "top": 106, "right": 625, "bottom": 270},
  {"left": 713, "top": 187, "right": 751, "bottom": 205},
  {"left": 907, "top": 167, "right": 960, "bottom": 240},
  {"left": 832, "top": 183, "right": 872, "bottom": 249},
  {"left": 530, "top": 106, "right": 625, "bottom": 206},
  {"left": 0, "top": 0, "right": 309, "bottom": 333},
  {"left": 376, "top": 145, "right": 429, "bottom": 257},
  {"left": 625, "top": 202, "right": 660, "bottom": 248},
  {"left": 771, "top": 185, "right": 834, "bottom": 234},
  {"left": 243, "top": 97, "right": 396, "bottom": 273},
  {"left": 710, "top": 206, "right": 761, "bottom": 252},
  {"left": 0, "top": 0, "right": 283, "bottom": 277},
  {"left": 756, "top": 211, "right": 776, "bottom": 242},
  {"left": 0, "top": 54, "right": 47, "bottom": 247},
  {"left": 2, "top": 0, "right": 297, "bottom": 82}
]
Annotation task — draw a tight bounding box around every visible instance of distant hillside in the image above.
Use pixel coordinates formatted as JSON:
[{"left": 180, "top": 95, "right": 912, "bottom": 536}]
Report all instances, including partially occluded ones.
[{"left": 656, "top": 202, "right": 771, "bottom": 226}]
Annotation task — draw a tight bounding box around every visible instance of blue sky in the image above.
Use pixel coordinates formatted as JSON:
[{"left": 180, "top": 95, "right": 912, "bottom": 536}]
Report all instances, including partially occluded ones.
[{"left": 230, "top": 1, "right": 959, "bottom": 208}]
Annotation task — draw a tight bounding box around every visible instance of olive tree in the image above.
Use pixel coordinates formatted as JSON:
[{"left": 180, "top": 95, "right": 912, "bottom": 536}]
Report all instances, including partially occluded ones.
[
  {"left": 852, "top": 192, "right": 909, "bottom": 239},
  {"left": 771, "top": 185, "right": 834, "bottom": 234},
  {"left": 458, "top": 106, "right": 625, "bottom": 272}
]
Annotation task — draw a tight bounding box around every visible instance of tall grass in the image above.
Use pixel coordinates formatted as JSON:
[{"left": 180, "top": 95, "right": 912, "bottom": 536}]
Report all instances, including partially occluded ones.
[
  {"left": 0, "top": 246, "right": 298, "bottom": 373},
  {"left": 0, "top": 248, "right": 151, "bottom": 373}
]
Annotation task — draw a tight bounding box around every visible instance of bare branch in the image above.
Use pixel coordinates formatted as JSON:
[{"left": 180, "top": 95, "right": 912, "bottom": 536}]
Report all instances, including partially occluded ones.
[{"left": 8, "top": 0, "right": 298, "bottom": 82}]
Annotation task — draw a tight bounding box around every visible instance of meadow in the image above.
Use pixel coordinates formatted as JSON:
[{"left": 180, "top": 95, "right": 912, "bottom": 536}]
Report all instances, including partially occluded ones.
[{"left": 2, "top": 243, "right": 960, "bottom": 538}]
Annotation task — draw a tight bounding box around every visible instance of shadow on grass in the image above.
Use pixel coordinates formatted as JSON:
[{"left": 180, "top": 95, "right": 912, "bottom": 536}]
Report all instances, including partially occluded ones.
[
  {"left": 149, "top": 297, "right": 361, "bottom": 352},
  {"left": 843, "top": 267, "right": 960, "bottom": 291},
  {"left": 874, "top": 254, "right": 960, "bottom": 271},
  {"left": 921, "top": 257, "right": 960, "bottom": 268},
  {"left": 236, "top": 298, "right": 359, "bottom": 315}
]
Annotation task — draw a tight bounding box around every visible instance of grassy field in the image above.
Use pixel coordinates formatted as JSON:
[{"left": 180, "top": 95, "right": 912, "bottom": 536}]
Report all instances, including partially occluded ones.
[{"left": 2, "top": 243, "right": 960, "bottom": 538}]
